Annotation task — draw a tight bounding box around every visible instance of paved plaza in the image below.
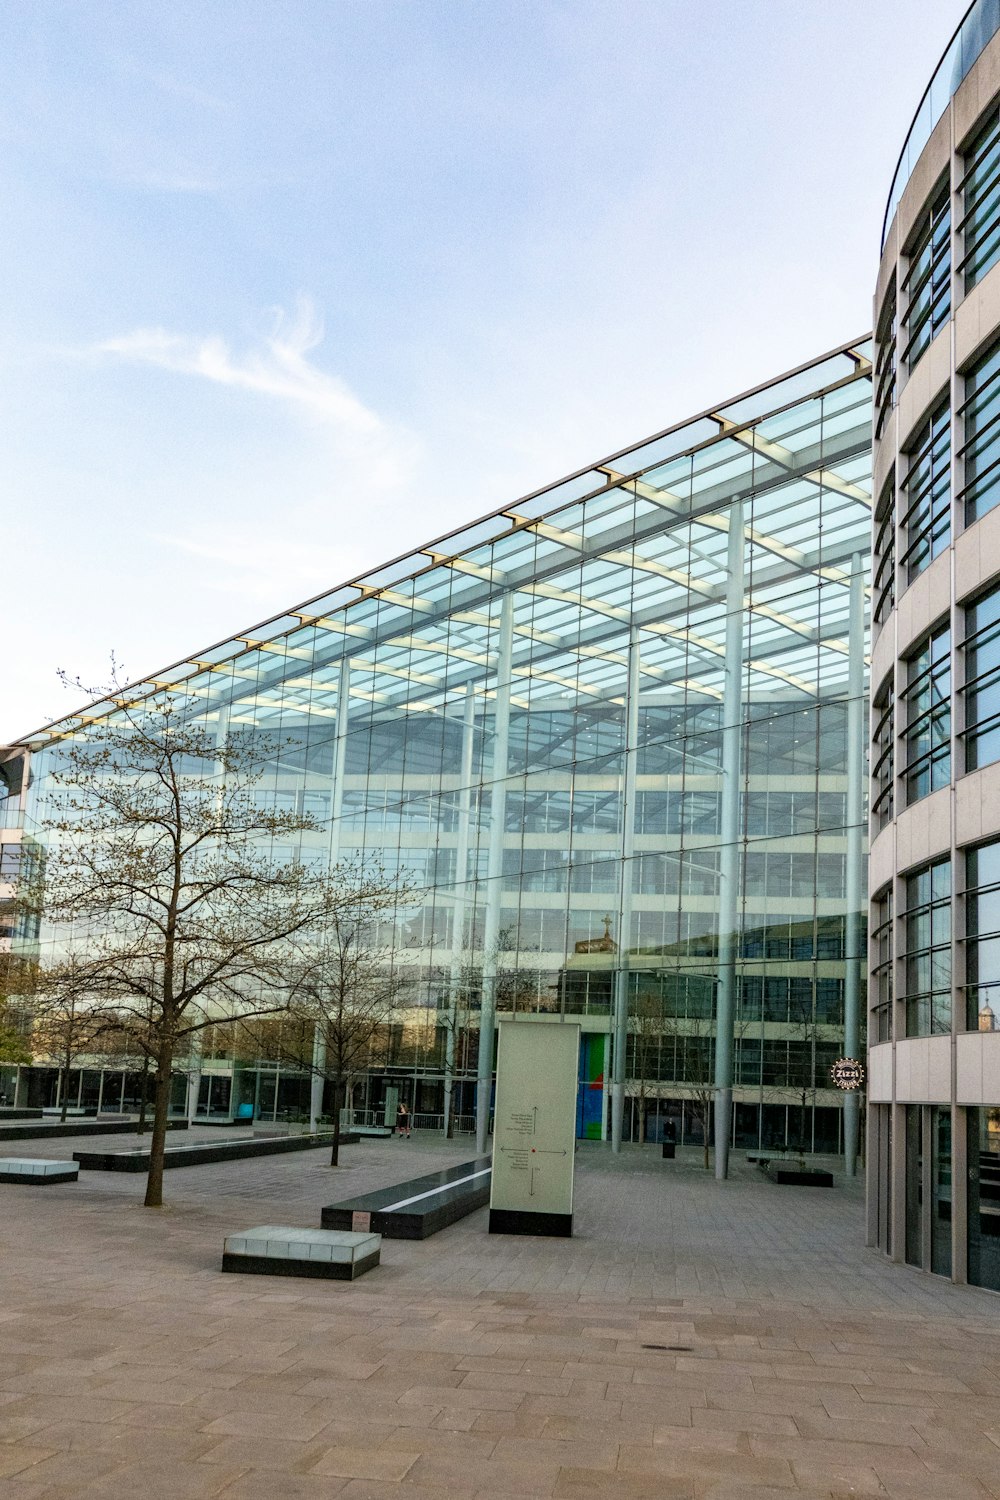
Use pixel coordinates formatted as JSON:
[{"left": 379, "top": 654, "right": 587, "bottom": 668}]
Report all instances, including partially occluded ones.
[{"left": 3, "top": 1129, "right": 1000, "bottom": 1498}]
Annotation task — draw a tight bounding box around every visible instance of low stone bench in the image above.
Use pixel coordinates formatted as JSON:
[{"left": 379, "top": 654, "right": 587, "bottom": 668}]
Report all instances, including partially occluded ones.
[
  {"left": 222, "top": 1225, "right": 381, "bottom": 1280},
  {"left": 74, "top": 1130, "right": 355, "bottom": 1172},
  {"left": 322, "top": 1157, "right": 492, "bottom": 1240},
  {"left": 0, "top": 1118, "right": 189, "bottom": 1144},
  {"left": 0, "top": 1157, "right": 79, "bottom": 1184}
]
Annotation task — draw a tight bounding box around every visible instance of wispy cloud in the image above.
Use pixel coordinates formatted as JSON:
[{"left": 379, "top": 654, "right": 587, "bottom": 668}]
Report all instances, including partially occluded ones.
[{"left": 97, "top": 297, "right": 384, "bottom": 434}]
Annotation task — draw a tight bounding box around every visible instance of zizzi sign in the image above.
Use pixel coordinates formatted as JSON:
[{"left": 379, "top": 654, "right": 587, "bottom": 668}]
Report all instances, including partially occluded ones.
[{"left": 830, "top": 1057, "right": 865, "bottom": 1092}]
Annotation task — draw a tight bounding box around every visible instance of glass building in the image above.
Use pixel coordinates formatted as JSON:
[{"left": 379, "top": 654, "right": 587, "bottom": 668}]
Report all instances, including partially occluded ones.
[
  {"left": 869, "top": 0, "right": 1000, "bottom": 1287},
  {"left": 4, "top": 338, "right": 872, "bottom": 1168}
]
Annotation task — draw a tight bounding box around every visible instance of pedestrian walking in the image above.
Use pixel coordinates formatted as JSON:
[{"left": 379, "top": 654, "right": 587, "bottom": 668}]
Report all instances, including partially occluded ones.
[{"left": 396, "top": 1101, "right": 411, "bottom": 1138}]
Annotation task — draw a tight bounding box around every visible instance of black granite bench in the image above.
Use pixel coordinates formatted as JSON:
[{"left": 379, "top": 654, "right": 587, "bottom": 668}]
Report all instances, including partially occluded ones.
[
  {"left": 0, "top": 1118, "right": 189, "bottom": 1143},
  {"left": 74, "top": 1130, "right": 355, "bottom": 1172},
  {"left": 321, "top": 1157, "right": 491, "bottom": 1240}
]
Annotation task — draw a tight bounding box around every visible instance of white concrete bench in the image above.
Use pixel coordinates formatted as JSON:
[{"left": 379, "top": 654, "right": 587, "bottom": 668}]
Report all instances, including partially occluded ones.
[
  {"left": 221, "top": 1224, "right": 381, "bottom": 1281},
  {"left": 0, "top": 1157, "right": 79, "bottom": 1184}
]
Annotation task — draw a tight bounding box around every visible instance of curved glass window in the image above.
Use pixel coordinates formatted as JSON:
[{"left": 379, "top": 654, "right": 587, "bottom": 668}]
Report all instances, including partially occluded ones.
[
  {"left": 965, "top": 838, "right": 1000, "bottom": 1029},
  {"left": 874, "top": 282, "right": 897, "bottom": 441},
  {"left": 903, "top": 624, "right": 951, "bottom": 805},
  {"left": 964, "top": 582, "right": 1000, "bottom": 770},
  {"left": 871, "top": 679, "right": 895, "bottom": 831},
  {"left": 902, "top": 400, "right": 951, "bottom": 581},
  {"left": 872, "top": 887, "right": 894, "bottom": 1043},
  {"left": 873, "top": 473, "right": 895, "bottom": 630},
  {"left": 960, "top": 106, "right": 1000, "bottom": 288},
  {"left": 961, "top": 340, "right": 1000, "bottom": 524},
  {"left": 884, "top": 0, "right": 1000, "bottom": 247},
  {"left": 902, "top": 857, "right": 952, "bottom": 1037},
  {"left": 901, "top": 184, "right": 951, "bottom": 371}
]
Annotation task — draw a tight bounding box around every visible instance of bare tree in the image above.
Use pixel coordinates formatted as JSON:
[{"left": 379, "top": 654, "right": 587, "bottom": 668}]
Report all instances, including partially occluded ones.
[
  {"left": 240, "top": 870, "right": 414, "bottom": 1165},
  {"left": 0, "top": 997, "right": 30, "bottom": 1068},
  {"left": 28, "top": 673, "right": 387, "bottom": 1207},
  {"left": 28, "top": 955, "right": 124, "bottom": 1121}
]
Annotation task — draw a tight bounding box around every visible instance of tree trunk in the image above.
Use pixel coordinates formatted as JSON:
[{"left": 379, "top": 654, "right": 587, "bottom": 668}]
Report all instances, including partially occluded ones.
[
  {"left": 330, "top": 1079, "right": 342, "bottom": 1167},
  {"left": 446, "top": 1081, "right": 456, "bottom": 1139},
  {"left": 638, "top": 1095, "right": 647, "bottom": 1146},
  {"left": 144, "top": 1031, "right": 174, "bottom": 1208}
]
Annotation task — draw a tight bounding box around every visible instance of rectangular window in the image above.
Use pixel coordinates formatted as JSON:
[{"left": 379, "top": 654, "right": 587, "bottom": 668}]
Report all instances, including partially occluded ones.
[
  {"left": 901, "top": 183, "right": 951, "bottom": 370},
  {"left": 931, "top": 1106, "right": 952, "bottom": 1278},
  {"left": 964, "top": 583, "right": 1000, "bottom": 771},
  {"left": 871, "top": 679, "right": 894, "bottom": 831},
  {"left": 960, "top": 107, "right": 1000, "bottom": 290},
  {"left": 961, "top": 339, "right": 1000, "bottom": 524},
  {"left": 902, "top": 857, "right": 952, "bottom": 1036},
  {"left": 874, "top": 281, "right": 897, "bottom": 440},
  {"left": 903, "top": 625, "right": 951, "bottom": 804},
  {"left": 902, "top": 401, "right": 951, "bottom": 581},
  {"left": 872, "top": 887, "right": 893, "bottom": 1043},
  {"left": 872, "top": 473, "right": 895, "bottom": 629},
  {"left": 965, "top": 839, "right": 1000, "bottom": 1030},
  {"left": 905, "top": 1104, "right": 923, "bottom": 1268}
]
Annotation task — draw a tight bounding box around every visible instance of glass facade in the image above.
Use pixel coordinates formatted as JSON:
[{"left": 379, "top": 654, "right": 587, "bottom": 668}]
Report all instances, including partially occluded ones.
[{"left": 13, "top": 340, "right": 872, "bottom": 1149}]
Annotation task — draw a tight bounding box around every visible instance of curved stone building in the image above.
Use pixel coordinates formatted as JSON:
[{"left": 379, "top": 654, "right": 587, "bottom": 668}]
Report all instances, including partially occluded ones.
[{"left": 869, "top": 0, "right": 1000, "bottom": 1285}]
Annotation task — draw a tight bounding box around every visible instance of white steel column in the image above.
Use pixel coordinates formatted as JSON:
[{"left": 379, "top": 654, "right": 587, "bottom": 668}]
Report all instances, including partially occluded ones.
[
  {"left": 445, "top": 686, "right": 476, "bottom": 1137},
  {"left": 186, "top": 1035, "right": 202, "bottom": 1125},
  {"left": 714, "top": 500, "right": 745, "bottom": 1181},
  {"left": 309, "top": 1023, "right": 326, "bottom": 1132},
  {"left": 843, "top": 553, "right": 866, "bottom": 1177},
  {"left": 328, "top": 653, "right": 351, "bottom": 868},
  {"left": 611, "top": 628, "right": 640, "bottom": 1153},
  {"left": 476, "top": 591, "right": 514, "bottom": 1155}
]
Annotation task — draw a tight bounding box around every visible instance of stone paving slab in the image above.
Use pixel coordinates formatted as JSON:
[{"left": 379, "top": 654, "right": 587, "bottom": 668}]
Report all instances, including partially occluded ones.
[{"left": 4, "top": 1136, "right": 1000, "bottom": 1496}]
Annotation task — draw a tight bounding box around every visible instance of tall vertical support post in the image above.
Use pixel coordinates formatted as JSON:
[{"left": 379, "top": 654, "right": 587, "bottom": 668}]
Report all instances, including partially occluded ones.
[
  {"left": 843, "top": 554, "right": 866, "bottom": 1177},
  {"left": 186, "top": 1034, "right": 202, "bottom": 1125},
  {"left": 476, "top": 591, "right": 514, "bottom": 1156},
  {"left": 328, "top": 653, "right": 351, "bottom": 869},
  {"left": 611, "top": 628, "right": 640, "bottom": 1153},
  {"left": 309, "top": 1024, "right": 326, "bottom": 1133},
  {"left": 445, "top": 686, "right": 476, "bottom": 1137},
  {"left": 714, "top": 500, "right": 745, "bottom": 1181}
]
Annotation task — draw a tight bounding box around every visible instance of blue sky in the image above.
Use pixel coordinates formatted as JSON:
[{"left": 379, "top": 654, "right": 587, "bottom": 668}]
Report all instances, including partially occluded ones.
[{"left": 1, "top": 0, "right": 956, "bottom": 737}]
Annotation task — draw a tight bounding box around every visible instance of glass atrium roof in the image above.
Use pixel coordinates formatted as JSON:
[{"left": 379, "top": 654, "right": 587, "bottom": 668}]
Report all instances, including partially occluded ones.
[{"left": 18, "top": 336, "right": 873, "bottom": 751}]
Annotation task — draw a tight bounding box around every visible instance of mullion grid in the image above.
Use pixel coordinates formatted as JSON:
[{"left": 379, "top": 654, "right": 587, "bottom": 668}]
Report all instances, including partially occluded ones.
[
  {"left": 964, "top": 840, "right": 1000, "bottom": 1032},
  {"left": 900, "top": 184, "right": 951, "bottom": 371},
  {"left": 901, "top": 401, "right": 951, "bottom": 582},
  {"left": 901, "top": 858, "right": 952, "bottom": 1038},
  {"left": 903, "top": 625, "right": 951, "bottom": 806},
  {"left": 963, "top": 583, "right": 1000, "bottom": 772},
  {"left": 958, "top": 107, "right": 1000, "bottom": 290}
]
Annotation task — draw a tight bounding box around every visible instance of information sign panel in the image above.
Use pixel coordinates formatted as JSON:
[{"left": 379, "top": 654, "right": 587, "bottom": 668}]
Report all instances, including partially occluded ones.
[{"left": 489, "top": 1020, "right": 579, "bottom": 1237}]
